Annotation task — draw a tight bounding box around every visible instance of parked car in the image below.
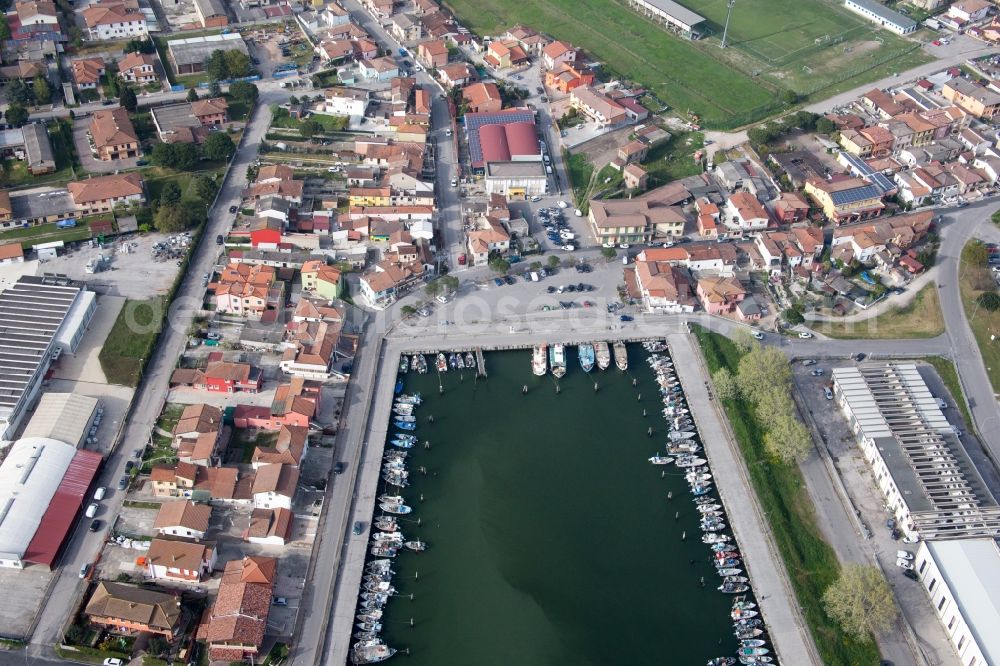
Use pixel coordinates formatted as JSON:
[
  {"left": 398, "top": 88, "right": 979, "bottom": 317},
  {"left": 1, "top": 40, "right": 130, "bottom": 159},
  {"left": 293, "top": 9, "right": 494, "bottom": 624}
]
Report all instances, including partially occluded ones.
[
  {"left": 93, "top": 487, "right": 106, "bottom": 501},
  {"left": 562, "top": 244, "right": 576, "bottom": 252},
  {"left": 206, "top": 332, "right": 223, "bottom": 341},
  {"left": 557, "top": 201, "right": 568, "bottom": 209},
  {"left": 493, "top": 278, "right": 504, "bottom": 287},
  {"left": 903, "top": 568, "right": 919, "bottom": 581},
  {"left": 273, "top": 597, "right": 288, "bottom": 606},
  {"left": 798, "top": 331, "right": 813, "bottom": 339},
  {"left": 854, "top": 353, "right": 865, "bottom": 362},
  {"left": 802, "top": 359, "right": 817, "bottom": 366},
  {"left": 352, "top": 521, "right": 364, "bottom": 535},
  {"left": 229, "top": 205, "right": 238, "bottom": 214},
  {"left": 118, "top": 476, "right": 129, "bottom": 490},
  {"left": 751, "top": 331, "right": 764, "bottom": 340},
  {"left": 824, "top": 387, "right": 833, "bottom": 400},
  {"left": 85, "top": 503, "right": 98, "bottom": 518},
  {"left": 216, "top": 234, "right": 224, "bottom": 245},
  {"left": 102, "top": 658, "right": 122, "bottom": 666},
  {"left": 620, "top": 315, "right": 634, "bottom": 322},
  {"left": 89, "top": 519, "right": 102, "bottom": 532},
  {"left": 80, "top": 564, "right": 91, "bottom": 579},
  {"left": 896, "top": 550, "right": 914, "bottom": 560},
  {"left": 896, "top": 558, "right": 913, "bottom": 570},
  {"left": 810, "top": 369, "right": 824, "bottom": 377}
]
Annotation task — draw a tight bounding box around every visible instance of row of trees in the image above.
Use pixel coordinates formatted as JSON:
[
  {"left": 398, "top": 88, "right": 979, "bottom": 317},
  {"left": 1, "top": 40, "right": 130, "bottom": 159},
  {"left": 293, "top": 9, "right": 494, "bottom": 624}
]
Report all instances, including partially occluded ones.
[
  {"left": 150, "top": 132, "right": 235, "bottom": 170},
  {"left": 152, "top": 174, "right": 218, "bottom": 232},
  {"left": 204, "top": 49, "right": 252, "bottom": 82},
  {"left": 711, "top": 333, "right": 810, "bottom": 463},
  {"left": 746, "top": 111, "right": 837, "bottom": 150}
]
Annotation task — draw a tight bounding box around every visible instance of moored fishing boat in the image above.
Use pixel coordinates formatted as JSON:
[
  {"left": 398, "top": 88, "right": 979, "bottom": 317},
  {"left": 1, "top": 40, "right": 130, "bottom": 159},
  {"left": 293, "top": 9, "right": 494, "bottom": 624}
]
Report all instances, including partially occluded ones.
[
  {"left": 465, "top": 352, "right": 475, "bottom": 367},
  {"left": 532, "top": 345, "right": 548, "bottom": 376},
  {"left": 390, "top": 438, "right": 414, "bottom": 449},
  {"left": 595, "top": 341, "right": 611, "bottom": 370},
  {"left": 449, "top": 353, "right": 458, "bottom": 370},
  {"left": 716, "top": 567, "right": 743, "bottom": 577},
  {"left": 394, "top": 421, "right": 415, "bottom": 431},
  {"left": 396, "top": 393, "right": 422, "bottom": 405},
  {"left": 436, "top": 353, "right": 447, "bottom": 372},
  {"left": 719, "top": 582, "right": 750, "bottom": 594},
  {"left": 578, "top": 344, "right": 595, "bottom": 372},
  {"left": 399, "top": 355, "right": 408, "bottom": 373},
  {"left": 613, "top": 341, "right": 628, "bottom": 370},
  {"left": 374, "top": 516, "right": 398, "bottom": 532},
  {"left": 350, "top": 638, "right": 396, "bottom": 664},
  {"left": 393, "top": 414, "right": 416, "bottom": 423},
  {"left": 404, "top": 540, "right": 427, "bottom": 551},
  {"left": 379, "top": 502, "right": 412, "bottom": 515},
  {"left": 414, "top": 355, "right": 427, "bottom": 374},
  {"left": 550, "top": 344, "right": 567, "bottom": 378},
  {"left": 648, "top": 455, "right": 673, "bottom": 465},
  {"left": 456, "top": 353, "right": 465, "bottom": 369}
]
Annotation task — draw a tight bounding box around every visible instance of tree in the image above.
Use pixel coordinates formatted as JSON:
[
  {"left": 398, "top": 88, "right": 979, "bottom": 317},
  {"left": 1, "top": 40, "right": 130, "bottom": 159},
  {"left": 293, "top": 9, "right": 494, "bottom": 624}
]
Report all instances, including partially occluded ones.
[
  {"left": 731, "top": 328, "right": 757, "bottom": 354},
  {"left": 223, "top": 49, "right": 251, "bottom": 78},
  {"left": 202, "top": 132, "right": 235, "bottom": 161},
  {"left": 205, "top": 50, "right": 227, "bottom": 81},
  {"left": 6, "top": 78, "right": 30, "bottom": 106},
  {"left": 780, "top": 89, "right": 799, "bottom": 105},
  {"left": 120, "top": 85, "right": 137, "bottom": 112},
  {"left": 823, "top": 564, "right": 898, "bottom": 640},
  {"left": 547, "top": 255, "right": 560, "bottom": 269},
  {"left": 401, "top": 305, "right": 416, "bottom": 316},
  {"left": 737, "top": 345, "right": 792, "bottom": 404},
  {"left": 193, "top": 175, "right": 218, "bottom": 203},
  {"left": 299, "top": 119, "right": 321, "bottom": 139},
  {"left": 4, "top": 103, "right": 28, "bottom": 127},
  {"left": 601, "top": 246, "right": 617, "bottom": 260},
  {"left": 424, "top": 280, "right": 442, "bottom": 297},
  {"left": 783, "top": 307, "right": 805, "bottom": 325},
  {"left": 171, "top": 142, "right": 199, "bottom": 170},
  {"left": 288, "top": 95, "right": 300, "bottom": 106},
  {"left": 32, "top": 75, "right": 52, "bottom": 105},
  {"left": 963, "top": 240, "right": 989, "bottom": 267},
  {"left": 0, "top": 15, "right": 10, "bottom": 41},
  {"left": 159, "top": 181, "right": 182, "bottom": 207},
  {"left": 440, "top": 275, "right": 459, "bottom": 292},
  {"left": 763, "top": 409, "right": 812, "bottom": 463},
  {"left": 104, "top": 62, "right": 120, "bottom": 98},
  {"left": 229, "top": 81, "right": 259, "bottom": 104},
  {"left": 155, "top": 205, "right": 193, "bottom": 232},
  {"left": 186, "top": 87, "right": 200, "bottom": 102},
  {"left": 712, "top": 367, "right": 739, "bottom": 402},
  {"left": 815, "top": 117, "right": 836, "bottom": 135},
  {"left": 124, "top": 38, "right": 154, "bottom": 54},
  {"left": 208, "top": 80, "right": 222, "bottom": 98},
  {"left": 489, "top": 257, "right": 510, "bottom": 273},
  {"left": 977, "top": 291, "right": 1000, "bottom": 311}
]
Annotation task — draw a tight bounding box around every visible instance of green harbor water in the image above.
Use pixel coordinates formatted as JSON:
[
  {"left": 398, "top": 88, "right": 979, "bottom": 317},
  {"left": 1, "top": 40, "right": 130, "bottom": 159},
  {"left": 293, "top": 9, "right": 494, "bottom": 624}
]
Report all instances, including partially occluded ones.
[{"left": 373, "top": 345, "right": 740, "bottom": 665}]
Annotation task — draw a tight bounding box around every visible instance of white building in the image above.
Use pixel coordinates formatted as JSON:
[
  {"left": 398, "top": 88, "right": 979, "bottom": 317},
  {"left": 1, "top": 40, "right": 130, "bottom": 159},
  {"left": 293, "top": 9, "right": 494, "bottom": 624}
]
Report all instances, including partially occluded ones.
[
  {"left": 0, "top": 276, "right": 97, "bottom": 441},
  {"left": 484, "top": 161, "right": 548, "bottom": 197},
  {"left": 20, "top": 393, "right": 99, "bottom": 448},
  {"left": 843, "top": 0, "right": 917, "bottom": 34},
  {"left": 316, "top": 87, "right": 370, "bottom": 120},
  {"left": 831, "top": 363, "right": 1000, "bottom": 540},
  {"left": 251, "top": 463, "right": 298, "bottom": 511},
  {"left": 914, "top": 538, "right": 1000, "bottom": 666},
  {"left": 82, "top": 1, "right": 149, "bottom": 40}
]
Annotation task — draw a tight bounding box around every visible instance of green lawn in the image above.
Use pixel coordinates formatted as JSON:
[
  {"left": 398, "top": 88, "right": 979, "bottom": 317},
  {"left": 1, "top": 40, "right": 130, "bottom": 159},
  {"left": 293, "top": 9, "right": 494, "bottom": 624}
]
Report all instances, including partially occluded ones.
[
  {"left": 564, "top": 150, "right": 594, "bottom": 208},
  {"left": 820, "top": 284, "right": 945, "bottom": 339},
  {"left": 640, "top": 131, "right": 705, "bottom": 187},
  {"left": 271, "top": 107, "right": 348, "bottom": 132},
  {"left": 959, "top": 242, "right": 1000, "bottom": 393},
  {"left": 923, "top": 356, "right": 975, "bottom": 433},
  {"left": 0, "top": 221, "right": 93, "bottom": 248},
  {"left": 693, "top": 325, "right": 882, "bottom": 666},
  {"left": 98, "top": 297, "right": 166, "bottom": 386}
]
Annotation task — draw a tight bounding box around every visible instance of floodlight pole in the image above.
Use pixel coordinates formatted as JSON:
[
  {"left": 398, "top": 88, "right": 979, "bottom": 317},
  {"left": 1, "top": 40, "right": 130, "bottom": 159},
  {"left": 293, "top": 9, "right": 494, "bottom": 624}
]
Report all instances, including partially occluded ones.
[{"left": 720, "top": 0, "right": 736, "bottom": 49}]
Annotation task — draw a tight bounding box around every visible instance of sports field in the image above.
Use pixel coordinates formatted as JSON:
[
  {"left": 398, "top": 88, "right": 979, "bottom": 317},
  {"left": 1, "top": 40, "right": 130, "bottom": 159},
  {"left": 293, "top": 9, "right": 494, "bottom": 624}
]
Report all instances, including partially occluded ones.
[{"left": 443, "top": 0, "right": 929, "bottom": 128}]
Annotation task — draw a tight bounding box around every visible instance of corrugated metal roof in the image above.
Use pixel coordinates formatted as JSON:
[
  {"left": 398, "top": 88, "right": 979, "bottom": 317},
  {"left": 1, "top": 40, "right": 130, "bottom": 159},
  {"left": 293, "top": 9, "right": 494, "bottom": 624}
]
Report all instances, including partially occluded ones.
[
  {"left": 23, "top": 448, "right": 102, "bottom": 568},
  {"left": 21, "top": 393, "right": 99, "bottom": 446}
]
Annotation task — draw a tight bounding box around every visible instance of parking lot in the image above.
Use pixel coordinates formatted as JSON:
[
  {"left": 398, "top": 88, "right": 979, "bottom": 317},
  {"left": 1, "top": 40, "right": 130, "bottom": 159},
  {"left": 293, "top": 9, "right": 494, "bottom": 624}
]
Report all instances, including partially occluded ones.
[
  {"left": 42, "top": 233, "right": 185, "bottom": 299},
  {"left": 0, "top": 567, "right": 54, "bottom": 639}
]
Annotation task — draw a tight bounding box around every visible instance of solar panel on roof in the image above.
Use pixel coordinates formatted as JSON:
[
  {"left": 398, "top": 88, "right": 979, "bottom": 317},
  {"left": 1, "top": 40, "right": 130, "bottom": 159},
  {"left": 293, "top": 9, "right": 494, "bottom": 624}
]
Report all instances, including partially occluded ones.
[
  {"left": 830, "top": 184, "right": 883, "bottom": 206},
  {"left": 464, "top": 110, "right": 535, "bottom": 168}
]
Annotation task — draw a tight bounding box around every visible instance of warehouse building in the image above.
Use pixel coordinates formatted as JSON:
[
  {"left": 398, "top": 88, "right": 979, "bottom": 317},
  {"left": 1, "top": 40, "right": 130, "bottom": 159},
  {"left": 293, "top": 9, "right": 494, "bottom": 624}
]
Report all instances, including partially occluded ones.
[
  {"left": 832, "top": 363, "right": 1000, "bottom": 540},
  {"left": 167, "top": 33, "right": 248, "bottom": 75},
  {"left": 914, "top": 538, "right": 1000, "bottom": 666},
  {"left": 843, "top": 0, "right": 917, "bottom": 34},
  {"left": 21, "top": 393, "right": 100, "bottom": 448},
  {"left": 0, "top": 276, "right": 96, "bottom": 441},
  {"left": 0, "top": 437, "right": 102, "bottom": 569}
]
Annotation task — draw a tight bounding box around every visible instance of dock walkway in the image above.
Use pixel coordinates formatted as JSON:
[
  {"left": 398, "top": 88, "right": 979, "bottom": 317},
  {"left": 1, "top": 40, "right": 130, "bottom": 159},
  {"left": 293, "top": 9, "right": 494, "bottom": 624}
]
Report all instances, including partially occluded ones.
[{"left": 668, "top": 333, "right": 820, "bottom": 666}]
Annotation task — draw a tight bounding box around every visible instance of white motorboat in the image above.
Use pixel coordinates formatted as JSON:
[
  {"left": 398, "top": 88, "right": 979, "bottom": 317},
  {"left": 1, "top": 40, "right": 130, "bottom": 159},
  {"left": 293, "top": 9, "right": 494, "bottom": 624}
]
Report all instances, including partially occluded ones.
[
  {"left": 595, "top": 341, "right": 611, "bottom": 370},
  {"left": 649, "top": 455, "right": 673, "bottom": 465},
  {"left": 669, "top": 430, "right": 696, "bottom": 441},
  {"left": 379, "top": 503, "right": 412, "bottom": 515},
  {"left": 676, "top": 456, "right": 708, "bottom": 467},
  {"left": 550, "top": 344, "right": 567, "bottom": 378},
  {"left": 532, "top": 345, "right": 548, "bottom": 376}
]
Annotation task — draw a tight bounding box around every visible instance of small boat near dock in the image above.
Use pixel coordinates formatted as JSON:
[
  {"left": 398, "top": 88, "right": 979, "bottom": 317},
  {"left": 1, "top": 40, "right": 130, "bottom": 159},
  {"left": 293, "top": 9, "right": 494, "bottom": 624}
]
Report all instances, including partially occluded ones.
[
  {"left": 550, "top": 344, "right": 567, "bottom": 378},
  {"left": 578, "top": 344, "right": 595, "bottom": 373},
  {"left": 613, "top": 341, "right": 628, "bottom": 370},
  {"left": 595, "top": 341, "right": 611, "bottom": 370},
  {"left": 436, "top": 353, "right": 448, "bottom": 372},
  {"left": 532, "top": 345, "right": 548, "bottom": 376}
]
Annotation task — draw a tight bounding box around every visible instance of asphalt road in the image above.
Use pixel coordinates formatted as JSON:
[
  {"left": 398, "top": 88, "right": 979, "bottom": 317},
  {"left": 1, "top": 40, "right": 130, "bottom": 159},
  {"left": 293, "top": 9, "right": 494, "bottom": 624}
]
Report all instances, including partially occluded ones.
[{"left": 22, "top": 87, "right": 283, "bottom": 662}]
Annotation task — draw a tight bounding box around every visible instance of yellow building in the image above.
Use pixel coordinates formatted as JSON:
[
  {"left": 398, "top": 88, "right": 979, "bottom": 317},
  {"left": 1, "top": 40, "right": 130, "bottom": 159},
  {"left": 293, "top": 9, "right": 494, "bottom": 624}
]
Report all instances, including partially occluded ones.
[
  {"left": 804, "top": 177, "right": 885, "bottom": 224},
  {"left": 348, "top": 186, "right": 391, "bottom": 207}
]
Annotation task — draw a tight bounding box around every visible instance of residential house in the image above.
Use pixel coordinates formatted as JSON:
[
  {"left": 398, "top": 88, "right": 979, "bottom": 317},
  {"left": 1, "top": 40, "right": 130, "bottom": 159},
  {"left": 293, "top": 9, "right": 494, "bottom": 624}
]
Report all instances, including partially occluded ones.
[
  {"left": 570, "top": 87, "right": 629, "bottom": 129},
  {"left": 504, "top": 24, "right": 548, "bottom": 54},
  {"left": 146, "top": 537, "right": 216, "bottom": 582},
  {"left": 542, "top": 40, "right": 577, "bottom": 70},
  {"left": 466, "top": 217, "right": 511, "bottom": 266},
  {"left": 318, "top": 87, "right": 370, "bottom": 118},
  {"left": 89, "top": 107, "right": 139, "bottom": 161},
  {"left": 359, "top": 57, "right": 399, "bottom": 81},
  {"left": 251, "top": 463, "right": 299, "bottom": 510},
  {"left": 248, "top": 218, "right": 282, "bottom": 249},
  {"left": 724, "top": 192, "right": 769, "bottom": 231},
  {"left": 754, "top": 231, "right": 803, "bottom": 274},
  {"left": 696, "top": 277, "right": 749, "bottom": 317},
  {"left": 119, "top": 52, "right": 157, "bottom": 85},
  {"left": 251, "top": 425, "right": 308, "bottom": 469},
  {"left": 948, "top": 0, "right": 991, "bottom": 22},
  {"left": 67, "top": 172, "right": 145, "bottom": 215},
  {"left": 279, "top": 315, "right": 354, "bottom": 380},
  {"left": 359, "top": 260, "right": 423, "bottom": 306},
  {"left": 792, "top": 226, "right": 825, "bottom": 269},
  {"left": 623, "top": 164, "right": 648, "bottom": 191},
  {"left": 191, "top": 97, "right": 228, "bottom": 125},
  {"left": 244, "top": 508, "right": 293, "bottom": 546},
  {"left": 804, "top": 176, "right": 885, "bottom": 224},
  {"left": 417, "top": 39, "right": 449, "bottom": 69},
  {"left": 71, "top": 58, "right": 104, "bottom": 90},
  {"left": 861, "top": 88, "right": 905, "bottom": 119},
  {"left": 0, "top": 244, "right": 24, "bottom": 265},
  {"left": 830, "top": 211, "right": 932, "bottom": 264},
  {"left": 858, "top": 125, "right": 894, "bottom": 158},
  {"left": 82, "top": 0, "right": 147, "bottom": 40},
  {"left": 150, "top": 462, "right": 199, "bottom": 498},
  {"left": 300, "top": 260, "right": 342, "bottom": 299},
  {"left": 695, "top": 198, "right": 720, "bottom": 239},
  {"left": 233, "top": 377, "right": 317, "bottom": 430},
  {"left": 637, "top": 245, "right": 738, "bottom": 276},
  {"left": 587, "top": 198, "right": 686, "bottom": 245},
  {"left": 213, "top": 262, "right": 280, "bottom": 318},
  {"left": 618, "top": 139, "right": 648, "bottom": 164},
  {"left": 200, "top": 361, "right": 262, "bottom": 393},
  {"left": 153, "top": 500, "right": 212, "bottom": 540},
  {"left": 172, "top": 403, "right": 223, "bottom": 466},
  {"left": 484, "top": 40, "right": 528, "bottom": 70},
  {"left": 942, "top": 78, "right": 1000, "bottom": 119},
  {"left": 629, "top": 257, "right": 696, "bottom": 313},
  {"left": 361, "top": 0, "right": 394, "bottom": 17},
  {"left": 544, "top": 63, "right": 594, "bottom": 94},
  {"left": 438, "top": 62, "right": 477, "bottom": 88},
  {"left": 839, "top": 129, "right": 874, "bottom": 158},
  {"left": 193, "top": 0, "right": 227, "bottom": 28},
  {"left": 202, "top": 556, "right": 276, "bottom": 662},
  {"left": 462, "top": 82, "right": 502, "bottom": 113},
  {"left": 771, "top": 192, "right": 811, "bottom": 224},
  {"left": 10, "top": 0, "right": 60, "bottom": 40},
  {"left": 85, "top": 583, "right": 181, "bottom": 638},
  {"left": 389, "top": 13, "right": 422, "bottom": 42}
]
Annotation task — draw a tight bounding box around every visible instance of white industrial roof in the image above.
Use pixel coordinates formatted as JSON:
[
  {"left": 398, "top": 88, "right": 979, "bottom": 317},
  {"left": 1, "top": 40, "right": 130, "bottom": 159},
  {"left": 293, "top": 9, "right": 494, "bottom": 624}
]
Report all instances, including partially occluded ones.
[
  {"left": 925, "top": 539, "right": 1000, "bottom": 664},
  {"left": 0, "top": 437, "right": 77, "bottom": 561},
  {"left": 21, "top": 393, "right": 98, "bottom": 446}
]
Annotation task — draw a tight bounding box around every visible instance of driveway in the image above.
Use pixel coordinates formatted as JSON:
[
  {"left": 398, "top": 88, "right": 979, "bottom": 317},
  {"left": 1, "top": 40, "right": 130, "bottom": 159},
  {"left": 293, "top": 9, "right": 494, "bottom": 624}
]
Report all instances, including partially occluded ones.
[{"left": 72, "top": 116, "right": 140, "bottom": 173}]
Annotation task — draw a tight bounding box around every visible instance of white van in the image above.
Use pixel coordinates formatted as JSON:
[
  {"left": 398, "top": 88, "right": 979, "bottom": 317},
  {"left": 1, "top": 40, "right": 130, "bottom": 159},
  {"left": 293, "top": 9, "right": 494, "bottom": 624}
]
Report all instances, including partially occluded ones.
[
  {"left": 530, "top": 272, "right": 539, "bottom": 282},
  {"left": 93, "top": 487, "right": 106, "bottom": 501},
  {"left": 85, "top": 503, "right": 98, "bottom": 518}
]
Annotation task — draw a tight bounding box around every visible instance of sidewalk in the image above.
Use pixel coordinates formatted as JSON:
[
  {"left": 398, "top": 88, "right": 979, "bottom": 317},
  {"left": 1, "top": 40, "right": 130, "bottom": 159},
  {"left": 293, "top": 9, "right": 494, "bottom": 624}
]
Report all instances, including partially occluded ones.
[{"left": 668, "top": 333, "right": 820, "bottom": 666}]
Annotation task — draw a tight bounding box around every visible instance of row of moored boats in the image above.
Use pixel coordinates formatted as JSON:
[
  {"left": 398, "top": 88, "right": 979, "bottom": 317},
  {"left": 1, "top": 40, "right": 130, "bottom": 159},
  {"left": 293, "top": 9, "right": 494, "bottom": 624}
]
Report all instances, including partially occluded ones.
[
  {"left": 642, "top": 342, "right": 774, "bottom": 666},
  {"left": 400, "top": 351, "right": 474, "bottom": 375},
  {"left": 531, "top": 340, "right": 627, "bottom": 377},
  {"left": 351, "top": 391, "right": 431, "bottom": 664}
]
